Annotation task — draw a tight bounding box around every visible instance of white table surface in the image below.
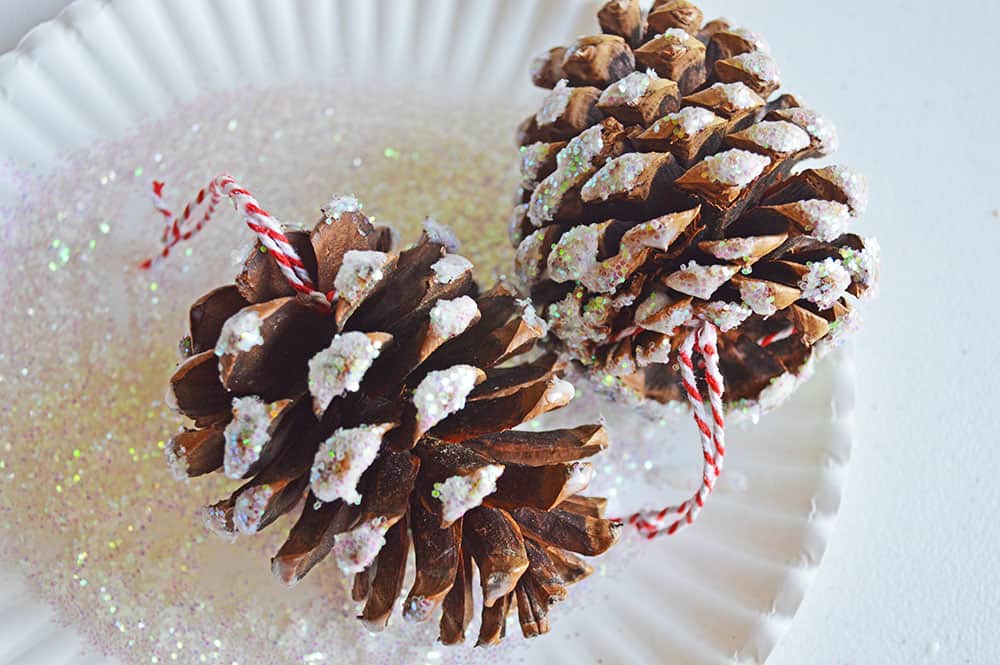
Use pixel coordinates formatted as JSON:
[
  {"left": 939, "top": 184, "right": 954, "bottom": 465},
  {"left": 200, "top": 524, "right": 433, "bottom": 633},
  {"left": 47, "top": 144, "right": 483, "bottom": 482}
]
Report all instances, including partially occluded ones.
[{"left": 3, "top": 1, "right": 998, "bottom": 663}]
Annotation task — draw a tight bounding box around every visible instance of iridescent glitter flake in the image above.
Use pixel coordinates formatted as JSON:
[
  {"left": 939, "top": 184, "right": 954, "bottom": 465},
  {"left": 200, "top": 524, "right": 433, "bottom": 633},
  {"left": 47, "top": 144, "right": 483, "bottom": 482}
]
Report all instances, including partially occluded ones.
[
  {"left": 428, "top": 296, "right": 479, "bottom": 340},
  {"left": 741, "top": 121, "right": 810, "bottom": 154},
  {"left": 708, "top": 81, "right": 763, "bottom": 110},
  {"left": 703, "top": 237, "right": 759, "bottom": 261},
  {"left": 200, "top": 503, "right": 238, "bottom": 543},
  {"left": 412, "top": 365, "right": 481, "bottom": 434},
  {"left": 433, "top": 464, "right": 505, "bottom": 524},
  {"left": 333, "top": 517, "right": 391, "bottom": 574},
  {"left": 729, "top": 51, "right": 780, "bottom": 84},
  {"left": 790, "top": 199, "right": 852, "bottom": 242},
  {"left": 816, "top": 165, "right": 869, "bottom": 215},
  {"left": 699, "top": 301, "right": 753, "bottom": 332},
  {"left": 780, "top": 107, "right": 840, "bottom": 154},
  {"left": 334, "top": 250, "right": 390, "bottom": 304},
  {"left": 322, "top": 194, "right": 362, "bottom": 222},
  {"left": 515, "top": 228, "right": 549, "bottom": 286},
  {"left": 214, "top": 309, "right": 264, "bottom": 356},
  {"left": 310, "top": 424, "right": 391, "bottom": 504},
  {"left": 598, "top": 70, "right": 655, "bottom": 107},
  {"left": 664, "top": 262, "right": 740, "bottom": 300},
  {"left": 652, "top": 106, "right": 718, "bottom": 139},
  {"left": 581, "top": 152, "right": 659, "bottom": 202},
  {"left": 517, "top": 298, "right": 549, "bottom": 336},
  {"left": 703, "top": 149, "right": 770, "bottom": 187},
  {"left": 163, "top": 436, "right": 190, "bottom": 482},
  {"left": 430, "top": 254, "right": 473, "bottom": 284},
  {"left": 798, "top": 258, "right": 852, "bottom": 310},
  {"left": 520, "top": 142, "right": 560, "bottom": 189},
  {"left": 547, "top": 225, "right": 601, "bottom": 284},
  {"left": 223, "top": 396, "right": 278, "bottom": 479},
  {"left": 656, "top": 27, "right": 693, "bottom": 46},
  {"left": 840, "top": 237, "right": 881, "bottom": 296},
  {"left": 535, "top": 79, "right": 572, "bottom": 126},
  {"left": 421, "top": 217, "right": 460, "bottom": 253},
  {"left": 528, "top": 124, "right": 604, "bottom": 226},
  {"left": 635, "top": 291, "right": 694, "bottom": 335},
  {"left": 307, "top": 332, "right": 386, "bottom": 415},
  {"left": 729, "top": 27, "right": 771, "bottom": 52},
  {"left": 739, "top": 280, "right": 779, "bottom": 317},
  {"left": 234, "top": 484, "right": 274, "bottom": 534}
]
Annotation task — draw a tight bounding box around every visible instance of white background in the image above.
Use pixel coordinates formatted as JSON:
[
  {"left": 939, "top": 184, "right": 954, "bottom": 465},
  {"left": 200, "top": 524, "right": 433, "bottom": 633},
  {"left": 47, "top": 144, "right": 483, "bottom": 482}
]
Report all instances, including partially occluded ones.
[{"left": 3, "top": 0, "right": 999, "bottom": 663}]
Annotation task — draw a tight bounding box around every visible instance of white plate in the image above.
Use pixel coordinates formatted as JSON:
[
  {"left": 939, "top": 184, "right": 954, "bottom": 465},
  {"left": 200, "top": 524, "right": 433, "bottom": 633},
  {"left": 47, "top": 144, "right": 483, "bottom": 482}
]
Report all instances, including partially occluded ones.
[{"left": 0, "top": 1, "right": 855, "bottom": 664}]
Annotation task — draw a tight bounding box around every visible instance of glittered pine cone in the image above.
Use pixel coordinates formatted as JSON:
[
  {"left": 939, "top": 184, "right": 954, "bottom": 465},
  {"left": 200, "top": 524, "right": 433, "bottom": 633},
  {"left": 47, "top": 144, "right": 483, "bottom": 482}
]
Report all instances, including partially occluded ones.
[
  {"left": 163, "top": 197, "right": 620, "bottom": 645},
  {"left": 511, "top": 0, "right": 880, "bottom": 413}
]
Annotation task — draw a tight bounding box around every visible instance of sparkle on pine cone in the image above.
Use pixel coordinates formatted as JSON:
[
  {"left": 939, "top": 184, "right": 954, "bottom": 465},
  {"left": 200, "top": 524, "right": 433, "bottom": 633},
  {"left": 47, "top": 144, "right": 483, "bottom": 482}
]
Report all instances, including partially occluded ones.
[
  {"left": 164, "top": 197, "right": 620, "bottom": 645},
  {"left": 513, "top": 0, "right": 881, "bottom": 414}
]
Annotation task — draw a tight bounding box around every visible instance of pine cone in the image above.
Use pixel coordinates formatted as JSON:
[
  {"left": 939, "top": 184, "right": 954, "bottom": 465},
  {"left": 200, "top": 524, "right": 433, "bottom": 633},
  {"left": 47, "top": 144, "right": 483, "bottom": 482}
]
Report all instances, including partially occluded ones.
[
  {"left": 513, "top": 0, "right": 879, "bottom": 411},
  {"left": 164, "top": 198, "right": 620, "bottom": 644}
]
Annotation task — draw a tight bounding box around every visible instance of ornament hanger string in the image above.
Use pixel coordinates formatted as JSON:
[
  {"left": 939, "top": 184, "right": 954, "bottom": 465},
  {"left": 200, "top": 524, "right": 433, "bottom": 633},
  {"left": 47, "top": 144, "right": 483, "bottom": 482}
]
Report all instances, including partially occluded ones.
[
  {"left": 622, "top": 321, "right": 727, "bottom": 539},
  {"left": 139, "top": 174, "right": 331, "bottom": 307}
]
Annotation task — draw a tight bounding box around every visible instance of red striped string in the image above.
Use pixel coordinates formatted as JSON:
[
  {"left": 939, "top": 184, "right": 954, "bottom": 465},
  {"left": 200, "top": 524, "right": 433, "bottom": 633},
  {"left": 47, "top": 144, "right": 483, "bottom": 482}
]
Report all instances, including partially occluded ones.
[
  {"left": 623, "top": 321, "right": 726, "bottom": 539},
  {"left": 140, "top": 174, "right": 329, "bottom": 308}
]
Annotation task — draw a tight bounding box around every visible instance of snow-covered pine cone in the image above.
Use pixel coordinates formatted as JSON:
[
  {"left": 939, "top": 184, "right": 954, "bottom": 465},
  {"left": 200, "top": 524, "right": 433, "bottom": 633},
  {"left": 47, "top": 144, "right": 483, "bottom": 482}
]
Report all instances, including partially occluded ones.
[
  {"left": 164, "top": 197, "right": 620, "bottom": 644},
  {"left": 512, "top": 0, "right": 879, "bottom": 412}
]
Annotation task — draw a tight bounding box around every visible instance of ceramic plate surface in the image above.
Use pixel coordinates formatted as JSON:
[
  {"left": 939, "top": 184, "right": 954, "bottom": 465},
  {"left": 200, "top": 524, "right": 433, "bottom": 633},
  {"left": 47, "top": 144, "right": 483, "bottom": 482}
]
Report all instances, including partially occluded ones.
[{"left": 0, "top": 1, "right": 855, "bottom": 664}]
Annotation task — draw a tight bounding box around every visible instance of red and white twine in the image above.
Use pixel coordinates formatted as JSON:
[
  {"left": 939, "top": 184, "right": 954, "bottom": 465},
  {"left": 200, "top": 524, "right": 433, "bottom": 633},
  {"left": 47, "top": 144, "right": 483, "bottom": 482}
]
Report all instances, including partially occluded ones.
[
  {"left": 140, "top": 174, "right": 329, "bottom": 307},
  {"left": 624, "top": 321, "right": 727, "bottom": 539}
]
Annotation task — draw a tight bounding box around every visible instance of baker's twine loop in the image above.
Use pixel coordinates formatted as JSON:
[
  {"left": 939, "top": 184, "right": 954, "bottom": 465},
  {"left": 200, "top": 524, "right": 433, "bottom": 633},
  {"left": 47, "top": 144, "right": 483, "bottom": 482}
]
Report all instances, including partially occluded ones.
[
  {"left": 140, "top": 175, "right": 330, "bottom": 308},
  {"left": 622, "top": 321, "right": 727, "bottom": 539}
]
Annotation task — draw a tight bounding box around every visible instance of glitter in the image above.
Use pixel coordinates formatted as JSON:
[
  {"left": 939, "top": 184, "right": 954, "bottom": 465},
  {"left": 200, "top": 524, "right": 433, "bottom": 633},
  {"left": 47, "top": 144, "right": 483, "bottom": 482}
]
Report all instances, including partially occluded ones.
[
  {"left": 699, "top": 301, "right": 752, "bottom": 332},
  {"left": 430, "top": 254, "right": 473, "bottom": 284},
  {"left": 778, "top": 107, "right": 839, "bottom": 154},
  {"left": 799, "top": 258, "right": 852, "bottom": 310},
  {"left": 728, "top": 51, "right": 780, "bottom": 84},
  {"left": 741, "top": 121, "right": 810, "bottom": 154},
  {"left": 663, "top": 262, "right": 740, "bottom": 300},
  {"left": 739, "top": 280, "right": 779, "bottom": 316},
  {"left": 47, "top": 261, "right": 58, "bottom": 271},
  {"left": 635, "top": 291, "right": 693, "bottom": 335},
  {"left": 729, "top": 27, "right": 771, "bottom": 52},
  {"left": 434, "top": 464, "right": 505, "bottom": 523},
  {"left": 333, "top": 518, "right": 390, "bottom": 574},
  {"left": 535, "top": 79, "right": 572, "bottom": 126},
  {"left": 528, "top": 124, "right": 604, "bottom": 226},
  {"left": 519, "top": 142, "right": 559, "bottom": 189},
  {"left": 428, "top": 296, "right": 479, "bottom": 340},
  {"left": 149, "top": 282, "right": 158, "bottom": 292},
  {"left": 413, "top": 365, "right": 481, "bottom": 434},
  {"left": 227, "top": 119, "right": 239, "bottom": 131},
  {"left": 840, "top": 237, "right": 881, "bottom": 297},
  {"left": 322, "top": 194, "right": 362, "bottom": 222},
  {"left": 234, "top": 484, "right": 274, "bottom": 534},
  {"left": 789, "top": 199, "right": 852, "bottom": 241},
  {"left": 707, "top": 81, "right": 763, "bottom": 110},
  {"left": 652, "top": 106, "right": 718, "bottom": 139},
  {"left": 383, "top": 147, "right": 400, "bottom": 159},
  {"left": 702, "top": 149, "right": 770, "bottom": 187},
  {"left": 333, "top": 250, "right": 390, "bottom": 304},
  {"left": 308, "top": 332, "right": 386, "bottom": 415},
  {"left": 816, "top": 165, "right": 869, "bottom": 215},
  {"left": 581, "top": 152, "right": 660, "bottom": 202},
  {"left": 310, "top": 424, "right": 391, "bottom": 504},
  {"left": 703, "top": 237, "right": 758, "bottom": 261},
  {"left": 134, "top": 167, "right": 144, "bottom": 177},
  {"left": 223, "top": 396, "right": 280, "bottom": 479},
  {"left": 214, "top": 309, "right": 264, "bottom": 356},
  {"left": 57, "top": 245, "right": 71, "bottom": 262},
  {"left": 598, "top": 70, "right": 654, "bottom": 107},
  {"left": 421, "top": 217, "right": 460, "bottom": 252}
]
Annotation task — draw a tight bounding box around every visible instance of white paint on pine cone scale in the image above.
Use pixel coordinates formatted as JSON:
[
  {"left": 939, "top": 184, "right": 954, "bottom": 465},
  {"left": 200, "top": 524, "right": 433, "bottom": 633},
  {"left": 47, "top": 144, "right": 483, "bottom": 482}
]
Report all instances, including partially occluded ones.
[
  {"left": 310, "top": 424, "right": 391, "bottom": 504},
  {"left": 703, "top": 149, "right": 771, "bottom": 187},
  {"left": 308, "top": 332, "right": 387, "bottom": 416}
]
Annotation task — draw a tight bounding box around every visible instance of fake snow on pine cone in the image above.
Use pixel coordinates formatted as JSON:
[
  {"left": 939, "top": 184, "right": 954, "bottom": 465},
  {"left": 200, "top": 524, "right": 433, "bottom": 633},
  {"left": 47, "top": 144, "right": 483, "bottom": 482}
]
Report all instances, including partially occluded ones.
[
  {"left": 164, "top": 199, "right": 620, "bottom": 645},
  {"left": 512, "top": 0, "right": 879, "bottom": 415}
]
